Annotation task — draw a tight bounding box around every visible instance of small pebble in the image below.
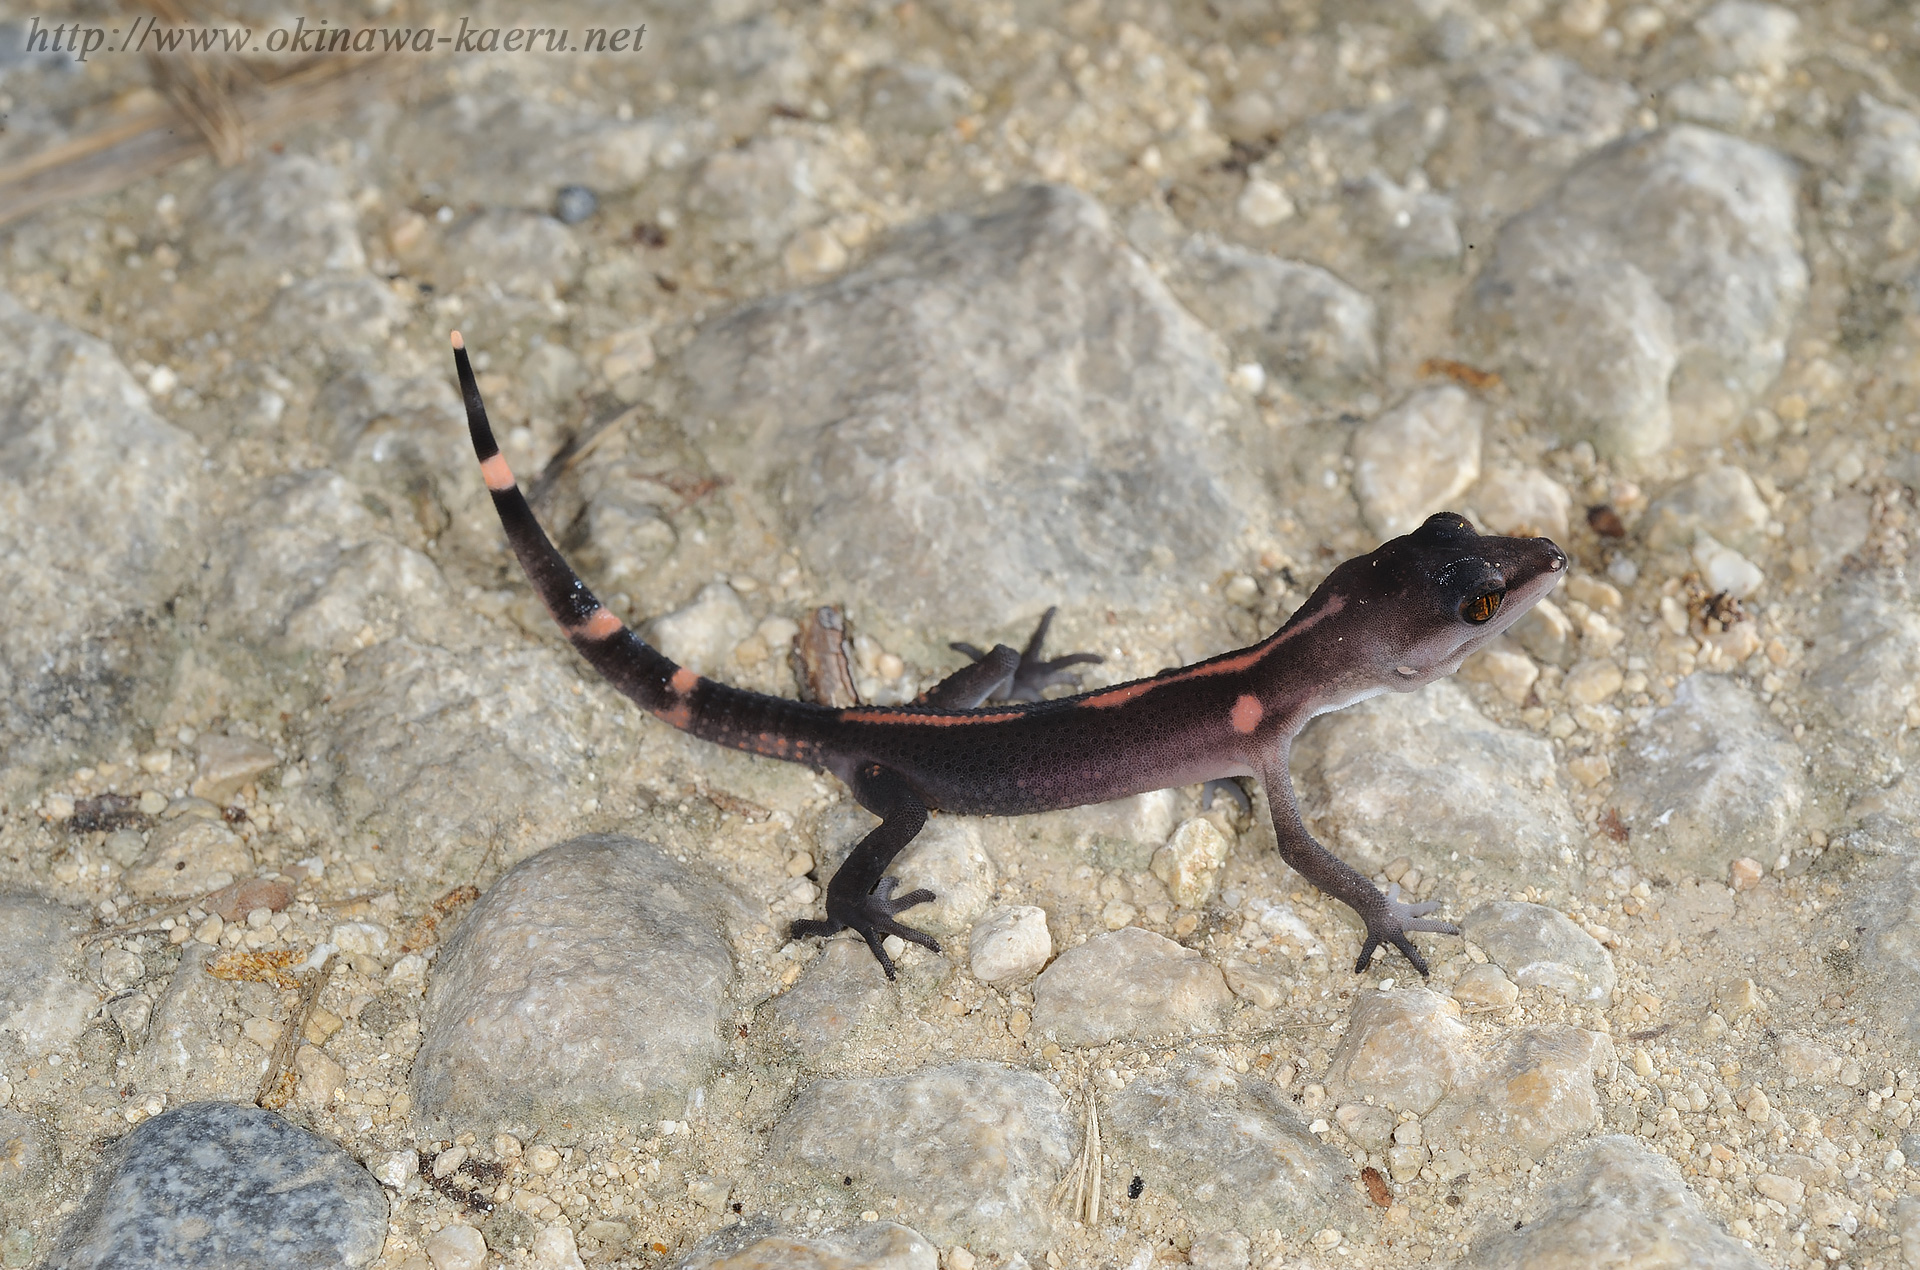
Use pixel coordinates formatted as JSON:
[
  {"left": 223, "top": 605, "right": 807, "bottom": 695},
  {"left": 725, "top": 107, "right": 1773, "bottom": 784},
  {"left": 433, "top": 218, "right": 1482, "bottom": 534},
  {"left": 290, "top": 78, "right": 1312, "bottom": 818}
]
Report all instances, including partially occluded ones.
[
  {"left": 553, "top": 185, "right": 598, "bottom": 224},
  {"left": 426, "top": 1224, "right": 488, "bottom": 1270}
]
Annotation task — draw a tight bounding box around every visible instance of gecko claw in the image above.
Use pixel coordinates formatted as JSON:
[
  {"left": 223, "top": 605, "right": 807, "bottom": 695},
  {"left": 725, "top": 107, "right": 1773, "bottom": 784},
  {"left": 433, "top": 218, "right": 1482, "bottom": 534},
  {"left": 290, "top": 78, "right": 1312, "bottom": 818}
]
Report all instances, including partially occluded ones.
[
  {"left": 791, "top": 876, "right": 941, "bottom": 980},
  {"left": 1354, "top": 883, "right": 1460, "bottom": 977}
]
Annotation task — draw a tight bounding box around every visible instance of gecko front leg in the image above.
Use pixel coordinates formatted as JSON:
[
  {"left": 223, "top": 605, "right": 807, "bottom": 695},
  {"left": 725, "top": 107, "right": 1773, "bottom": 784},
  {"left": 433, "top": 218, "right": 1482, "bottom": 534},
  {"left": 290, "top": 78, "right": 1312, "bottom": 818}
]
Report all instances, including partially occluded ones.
[{"left": 1258, "top": 746, "right": 1458, "bottom": 975}]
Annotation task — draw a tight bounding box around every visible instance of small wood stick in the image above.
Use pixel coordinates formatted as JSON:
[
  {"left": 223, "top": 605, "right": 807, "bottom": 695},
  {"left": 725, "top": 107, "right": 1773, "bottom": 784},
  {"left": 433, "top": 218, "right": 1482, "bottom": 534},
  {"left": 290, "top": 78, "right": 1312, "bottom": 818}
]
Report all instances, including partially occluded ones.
[{"left": 255, "top": 948, "right": 334, "bottom": 1109}]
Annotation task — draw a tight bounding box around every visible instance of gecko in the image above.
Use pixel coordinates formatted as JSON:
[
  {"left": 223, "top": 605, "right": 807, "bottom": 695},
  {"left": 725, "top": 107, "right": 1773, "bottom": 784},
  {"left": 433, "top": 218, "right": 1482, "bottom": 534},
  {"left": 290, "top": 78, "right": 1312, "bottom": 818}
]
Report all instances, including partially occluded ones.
[{"left": 450, "top": 332, "right": 1567, "bottom": 979}]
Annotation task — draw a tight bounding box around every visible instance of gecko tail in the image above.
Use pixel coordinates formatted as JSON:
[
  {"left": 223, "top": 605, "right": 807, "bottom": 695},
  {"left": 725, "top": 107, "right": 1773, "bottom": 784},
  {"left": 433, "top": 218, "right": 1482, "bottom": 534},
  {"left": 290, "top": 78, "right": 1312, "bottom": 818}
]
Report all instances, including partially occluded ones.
[{"left": 452, "top": 332, "right": 702, "bottom": 727}]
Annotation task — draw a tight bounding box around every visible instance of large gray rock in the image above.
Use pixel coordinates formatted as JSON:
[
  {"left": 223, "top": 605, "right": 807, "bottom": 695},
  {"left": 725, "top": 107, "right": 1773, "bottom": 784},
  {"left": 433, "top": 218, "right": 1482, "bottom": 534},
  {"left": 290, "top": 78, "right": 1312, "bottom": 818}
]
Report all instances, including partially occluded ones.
[
  {"left": 664, "top": 183, "right": 1259, "bottom": 636},
  {"left": 769, "top": 1061, "right": 1073, "bottom": 1255},
  {"left": 1613, "top": 674, "right": 1806, "bottom": 877},
  {"left": 1292, "top": 680, "right": 1580, "bottom": 874},
  {"left": 0, "top": 895, "right": 95, "bottom": 1067},
  {"left": 413, "top": 835, "right": 748, "bottom": 1134},
  {"left": 47, "top": 1101, "right": 388, "bottom": 1269},
  {"left": 0, "top": 293, "right": 202, "bottom": 789},
  {"left": 1169, "top": 238, "right": 1379, "bottom": 390},
  {"left": 191, "top": 153, "right": 366, "bottom": 276},
  {"left": 1466, "top": 127, "right": 1805, "bottom": 454},
  {"left": 1031, "top": 926, "right": 1235, "bottom": 1045},
  {"left": 1105, "top": 1061, "right": 1360, "bottom": 1238},
  {"left": 321, "top": 639, "right": 610, "bottom": 880},
  {"left": 1806, "top": 573, "right": 1920, "bottom": 741},
  {"left": 1463, "top": 1135, "right": 1767, "bottom": 1269}
]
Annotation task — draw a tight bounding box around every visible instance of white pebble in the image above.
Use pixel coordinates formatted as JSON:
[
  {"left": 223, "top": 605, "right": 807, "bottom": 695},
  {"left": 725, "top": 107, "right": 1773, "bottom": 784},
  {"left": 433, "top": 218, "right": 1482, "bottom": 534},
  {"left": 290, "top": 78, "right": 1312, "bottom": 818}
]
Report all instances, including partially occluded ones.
[{"left": 1238, "top": 177, "right": 1295, "bottom": 227}]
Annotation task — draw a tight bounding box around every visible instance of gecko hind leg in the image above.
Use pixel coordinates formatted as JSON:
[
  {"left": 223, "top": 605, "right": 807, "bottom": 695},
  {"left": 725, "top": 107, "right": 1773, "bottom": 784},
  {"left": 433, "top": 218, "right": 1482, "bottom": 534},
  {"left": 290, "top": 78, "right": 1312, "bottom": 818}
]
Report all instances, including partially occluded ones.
[
  {"left": 1355, "top": 883, "right": 1460, "bottom": 976},
  {"left": 950, "top": 607, "right": 1103, "bottom": 703},
  {"left": 791, "top": 764, "right": 940, "bottom": 979}
]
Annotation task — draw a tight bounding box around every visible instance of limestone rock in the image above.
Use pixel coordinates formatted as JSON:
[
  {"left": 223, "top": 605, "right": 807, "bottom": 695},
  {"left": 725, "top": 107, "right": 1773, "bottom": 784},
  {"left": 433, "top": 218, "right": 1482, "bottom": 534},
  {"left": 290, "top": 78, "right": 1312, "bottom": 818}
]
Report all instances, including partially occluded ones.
[
  {"left": 413, "top": 835, "right": 747, "bottom": 1134},
  {"left": 1463, "top": 1135, "right": 1767, "bottom": 1268},
  {"left": 769, "top": 1061, "right": 1071, "bottom": 1255},
  {"left": 1105, "top": 1061, "right": 1360, "bottom": 1237},
  {"left": 1032, "top": 927, "right": 1234, "bottom": 1045},
  {"left": 1613, "top": 674, "right": 1806, "bottom": 876},
  {"left": 1460, "top": 902, "right": 1616, "bottom": 1004}
]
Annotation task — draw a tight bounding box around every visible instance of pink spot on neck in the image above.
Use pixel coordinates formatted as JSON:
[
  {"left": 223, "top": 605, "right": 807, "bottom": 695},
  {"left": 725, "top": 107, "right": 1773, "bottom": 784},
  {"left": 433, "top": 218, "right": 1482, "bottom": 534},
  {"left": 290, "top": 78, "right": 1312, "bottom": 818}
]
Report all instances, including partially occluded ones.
[{"left": 1231, "top": 693, "right": 1264, "bottom": 734}]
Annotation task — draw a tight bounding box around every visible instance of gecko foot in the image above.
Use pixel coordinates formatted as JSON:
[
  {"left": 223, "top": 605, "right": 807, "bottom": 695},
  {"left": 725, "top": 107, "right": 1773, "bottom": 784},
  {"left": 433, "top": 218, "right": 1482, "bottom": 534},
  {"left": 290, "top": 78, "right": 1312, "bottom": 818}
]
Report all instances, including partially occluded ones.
[
  {"left": 790, "top": 876, "right": 941, "bottom": 980},
  {"left": 1355, "top": 883, "right": 1460, "bottom": 977},
  {"left": 952, "top": 606, "right": 1103, "bottom": 703}
]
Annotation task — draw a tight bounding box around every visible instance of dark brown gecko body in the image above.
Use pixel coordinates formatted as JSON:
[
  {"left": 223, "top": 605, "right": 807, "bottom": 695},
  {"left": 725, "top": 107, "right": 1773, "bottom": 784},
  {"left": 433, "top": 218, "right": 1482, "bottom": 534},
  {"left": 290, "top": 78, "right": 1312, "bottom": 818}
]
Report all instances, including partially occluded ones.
[{"left": 452, "top": 334, "right": 1566, "bottom": 977}]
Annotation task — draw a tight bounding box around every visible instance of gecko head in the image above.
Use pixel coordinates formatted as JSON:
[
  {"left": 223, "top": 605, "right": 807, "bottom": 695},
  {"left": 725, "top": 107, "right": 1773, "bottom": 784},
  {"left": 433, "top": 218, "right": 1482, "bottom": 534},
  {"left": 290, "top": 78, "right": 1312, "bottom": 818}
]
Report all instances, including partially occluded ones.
[{"left": 1337, "top": 511, "right": 1566, "bottom": 691}]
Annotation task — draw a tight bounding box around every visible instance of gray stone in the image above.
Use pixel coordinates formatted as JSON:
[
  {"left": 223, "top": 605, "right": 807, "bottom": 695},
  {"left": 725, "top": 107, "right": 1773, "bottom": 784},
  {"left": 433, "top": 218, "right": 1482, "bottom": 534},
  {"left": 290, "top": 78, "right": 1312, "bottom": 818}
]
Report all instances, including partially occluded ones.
[
  {"left": 445, "top": 210, "right": 583, "bottom": 299},
  {"left": 1292, "top": 680, "right": 1580, "bottom": 873},
  {"left": 1613, "top": 674, "right": 1806, "bottom": 876},
  {"left": 322, "top": 639, "right": 607, "bottom": 878},
  {"left": 1348, "top": 173, "right": 1462, "bottom": 266},
  {"left": 667, "top": 183, "right": 1257, "bottom": 636},
  {"left": 676, "top": 1219, "right": 938, "bottom": 1270},
  {"left": 1693, "top": 1, "right": 1802, "bottom": 74},
  {"left": 47, "top": 1101, "right": 387, "bottom": 1269},
  {"left": 647, "top": 581, "right": 755, "bottom": 675},
  {"left": 192, "top": 154, "right": 366, "bottom": 275},
  {"left": 1327, "top": 988, "right": 1473, "bottom": 1115},
  {"left": 690, "top": 136, "right": 835, "bottom": 251},
  {"left": 1105, "top": 1061, "right": 1359, "bottom": 1238},
  {"left": 1189, "top": 1229, "right": 1253, "bottom": 1270},
  {"left": 1467, "top": 466, "right": 1573, "bottom": 542},
  {"left": 766, "top": 937, "right": 897, "bottom": 1058},
  {"left": 1031, "top": 927, "right": 1234, "bottom": 1045},
  {"left": 414, "top": 835, "right": 747, "bottom": 1134},
  {"left": 1465, "top": 214, "right": 1677, "bottom": 458},
  {"left": 863, "top": 64, "right": 974, "bottom": 137},
  {"left": 1641, "top": 465, "right": 1771, "bottom": 552},
  {"left": 206, "top": 471, "right": 456, "bottom": 657},
  {"left": 1427, "top": 1026, "right": 1610, "bottom": 1162},
  {"left": 0, "top": 292, "right": 202, "bottom": 790},
  {"left": 968, "top": 905, "right": 1052, "bottom": 984},
  {"left": 1806, "top": 573, "right": 1920, "bottom": 741},
  {"left": 264, "top": 275, "right": 410, "bottom": 361},
  {"left": 1463, "top": 1135, "right": 1766, "bottom": 1269},
  {"left": 0, "top": 895, "right": 94, "bottom": 1065},
  {"left": 882, "top": 818, "right": 996, "bottom": 940},
  {"left": 1350, "top": 386, "right": 1484, "bottom": 537},
  {"left": 1844, "top": 93, "right": 1920, "bottom": 204},
  {"left": 1855, "top": 859, "right": 1920, "bottom": 1046},
  {"left": 1466, "top": 127, "right": 1805, "bottom": 454},
  {"left": 0, "top": 1110, "right": 55, "bottom": 1225},
  {"left": 1807, "top": 493, "right": 1873, "bottom": 573},
  {"left": 769, "top": 1061, "right": 1072, "bottom": 1255},
  {"left": 1451, "top": 52, "right": 1639, "bottom": 190},
  {"left": 1170, "top": 239, "right": 1379, "bottom": 390},
  {"left": 1460, "top": 902, "right": 1616, "bottom": 1004},
  {"left": 122, "top": 814, "right": 254, "bottom": 900}
]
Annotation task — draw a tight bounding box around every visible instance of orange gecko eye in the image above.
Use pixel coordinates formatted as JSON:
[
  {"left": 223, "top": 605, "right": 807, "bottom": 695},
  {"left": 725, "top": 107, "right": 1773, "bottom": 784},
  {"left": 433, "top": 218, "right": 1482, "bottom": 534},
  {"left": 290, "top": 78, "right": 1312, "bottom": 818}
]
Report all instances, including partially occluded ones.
[{"left": 1461, "top": 591, "right": 1504, "bottom": 624}]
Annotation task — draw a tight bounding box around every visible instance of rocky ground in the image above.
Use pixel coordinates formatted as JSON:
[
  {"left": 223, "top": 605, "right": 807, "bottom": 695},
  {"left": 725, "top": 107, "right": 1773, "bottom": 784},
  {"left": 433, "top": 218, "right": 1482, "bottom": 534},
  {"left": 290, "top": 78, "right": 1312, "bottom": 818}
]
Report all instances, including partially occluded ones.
[{"left": 2, "top": 0, "right": 1920, "bottom": 1267}]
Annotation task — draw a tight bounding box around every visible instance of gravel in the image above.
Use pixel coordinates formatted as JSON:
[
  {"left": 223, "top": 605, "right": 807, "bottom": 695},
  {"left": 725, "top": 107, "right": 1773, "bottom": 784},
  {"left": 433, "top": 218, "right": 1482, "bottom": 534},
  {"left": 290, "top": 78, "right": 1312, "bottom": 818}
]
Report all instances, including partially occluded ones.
[{"left": 4, "top": 4, "right": 1919, "bottom": 1264}]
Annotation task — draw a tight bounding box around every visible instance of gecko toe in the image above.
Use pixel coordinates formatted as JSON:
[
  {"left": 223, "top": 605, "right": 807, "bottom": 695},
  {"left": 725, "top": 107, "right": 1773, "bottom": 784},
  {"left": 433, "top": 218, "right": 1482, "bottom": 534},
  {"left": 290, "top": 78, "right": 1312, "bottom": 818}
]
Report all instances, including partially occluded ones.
[
  {"left": 1355, "top": 884, "right": 1457, "bottom": 976},
  {"left": 795, "top": 878, "right": 941, "bottom": 979}
]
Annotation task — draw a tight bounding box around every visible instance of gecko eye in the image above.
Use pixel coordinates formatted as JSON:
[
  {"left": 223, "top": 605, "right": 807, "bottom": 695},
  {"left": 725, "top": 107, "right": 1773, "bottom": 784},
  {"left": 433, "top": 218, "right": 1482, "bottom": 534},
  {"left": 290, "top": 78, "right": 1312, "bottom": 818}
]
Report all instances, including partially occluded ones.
[{"left": 1461, "top": 591, "right": 1504, "bottom": 624}]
